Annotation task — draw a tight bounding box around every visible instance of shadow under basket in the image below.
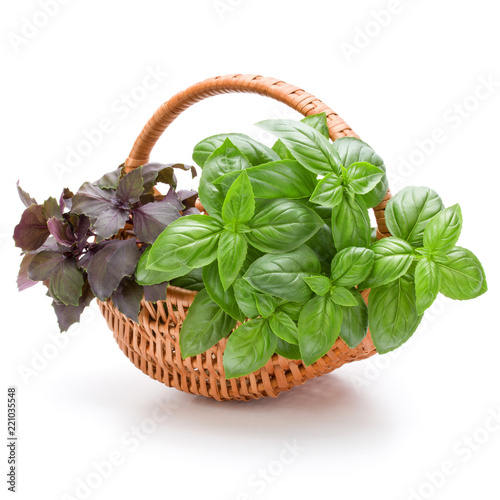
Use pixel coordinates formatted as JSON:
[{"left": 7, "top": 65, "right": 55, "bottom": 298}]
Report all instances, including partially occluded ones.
[{"left": 98, "top": 74, "right": 392, "bottom": 401}]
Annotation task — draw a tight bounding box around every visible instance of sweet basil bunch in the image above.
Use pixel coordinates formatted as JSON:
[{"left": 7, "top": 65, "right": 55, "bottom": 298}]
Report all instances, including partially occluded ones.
[
  {"left": 143, "top": 113, "right": 486, "bottom": 379},
  {"left": 14, "top": 163, "right": 198, "bottom": 330},
  {"left": 365, "top": 187, "right": 487, "bottom": 353}
]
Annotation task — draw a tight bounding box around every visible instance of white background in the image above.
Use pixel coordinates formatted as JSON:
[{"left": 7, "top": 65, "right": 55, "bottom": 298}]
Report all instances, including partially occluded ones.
[{"left": 1, "top": 1, "right": 499, "bottom": 499}]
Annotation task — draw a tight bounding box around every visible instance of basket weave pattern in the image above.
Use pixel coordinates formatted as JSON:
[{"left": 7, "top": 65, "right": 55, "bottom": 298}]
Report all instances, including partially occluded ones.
[{"left": 99, "top": 74, "right": 392, "bottom": 401}]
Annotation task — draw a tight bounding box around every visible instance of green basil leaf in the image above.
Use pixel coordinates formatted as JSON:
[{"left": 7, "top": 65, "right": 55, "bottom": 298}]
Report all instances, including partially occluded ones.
[
  {"left": 170, "top": 267, "right": 204, "bottom": 291},
  {"left": 437, "top": 246, "right": 487, "bottom": 300},
  {"left": 269, "top": 311, "right": 299, "bottom": 344},
  {"left": 193, "top": 133, "right": 278, "bottom": 168},
  {"left": 247, "top": 199, "right": 323, "bottom": 253},
  {"left": 217, "top": 231, "right": 248, "bottom": 290},
  {"left": 368, "top": 274, "right": 423, "bottom": 354},
  {"left": 423, "top": 204, "right": 462, "bottom": 253},
  {"left": 203, "top": 261, "right": 245, "bottom": 322},
  {"left": 303, "top": 275, "right": 331, "bottom": 296},
  {"left": 275, "top": 338, "right": 302, "bottom": 360},
  {"left": 330, "top": 286, "right": 358, "bottom": 306},
  {"left": 360, "top": 237, "right": 414, "bottom": 289},
  {"left": 385, "top": 187, "right": 444, "bottom": 247},
  {"left": 223, "top": 318, "right": 277, "bottom": 379},
  {"left": 276, "top": 301, "right": 304, "bottom": 322},
  {"left": 221, "top": 170, "right": 255, "bottom": 225},
  {"left": 136, "top": 247, "right": 178, "bottom": 285},
  {"left": 233, "top": 278, "right": 270, "bottom": 319},
  {"left": 255, "top": 294, "right": 278, "bottom": 318},
  {"left": 331, "top": 137, "right": 387, "bottom": 208},
  {"left": 313, "top": 205, "right": 333, "bottom": 222},
  {"left": 330, "top": 247, "right": 375, "bottom": 287},
  {"left": 309, "top": 173, "right": 343, "bottom": 207},
  {"left": 215, "top": 160, "right": 317, "bottom": 200},
  {"left": 180, "top": 289, "right": 237, "bottom": 358},
  {"left": 302, "top": 112, "right": 330, "bottom": 139},
  {"left": 331, "top": 194, "right": 371, "bottom": 250},
  {"left": 147, "top": 215, "right": 222, "bottom": 275},
  {"left": 271, "top": 139, "right": 294, "bottom": 160},
  {"left": 298, "top": 295, "right": 342, "bottom": 366},
  {"left": 304, "top": 223, "right": 336, "bottom": 268},
  {"left": 345, "top": 162, "right": 385, "bottom": 195},
  {"left": 198, "top": 139, "right": 252, "bottom": 217},
  {"left": 244, "top": 246, "right": 321, "bottom": 302},
  {"left": 273, "top": 113, "right": 329, "bottom": 161},
  {"left": 256, "top": 119, "right": 341, "bottom": 175},
  {"left": 415, "top": 258, "right": 440, "bottom": 314},
  {"left": 339, "top": 292, "right": 368, "bottom": 348},
  {"left": 429, "top": 251, "right": 451, "bottom": 264}
]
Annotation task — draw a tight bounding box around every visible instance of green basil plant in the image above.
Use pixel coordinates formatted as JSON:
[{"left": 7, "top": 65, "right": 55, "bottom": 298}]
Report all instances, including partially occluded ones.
[{"left": 143, "top": 113, "right": 487, "bottom": 378}]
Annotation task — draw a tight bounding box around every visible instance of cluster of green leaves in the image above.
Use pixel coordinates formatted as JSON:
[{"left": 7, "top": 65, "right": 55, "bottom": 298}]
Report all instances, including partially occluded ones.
[
  {"left": 144, "top": 114, "right": 487, "bottom": 379},
  {"left": 14, "top": 163, "right": 198, "bottom": 331},
  {"left": 178, "top": 244, "right": 375, "bottom": 378},
  {"left": 365, "top": 186, "right": 487, "bottom": 353},
  {"left": 144, "top": 114, "right": 382, "bottom": 377}
]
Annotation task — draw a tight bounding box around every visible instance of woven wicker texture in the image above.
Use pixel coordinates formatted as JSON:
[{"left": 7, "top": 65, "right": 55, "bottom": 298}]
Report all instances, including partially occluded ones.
[{"left": 100, "top": 74, "right": 393, "bottom": 401}]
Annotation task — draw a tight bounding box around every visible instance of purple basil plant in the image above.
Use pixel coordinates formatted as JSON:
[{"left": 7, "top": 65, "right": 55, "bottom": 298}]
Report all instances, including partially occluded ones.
[{"left": 13, "top": 163, "right": 198, "bottom": 331}]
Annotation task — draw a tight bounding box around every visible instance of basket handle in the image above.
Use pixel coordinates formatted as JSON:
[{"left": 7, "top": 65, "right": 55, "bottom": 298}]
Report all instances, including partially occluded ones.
[{"left": 125, "top": 74, "right": 391, "bottom": 236}]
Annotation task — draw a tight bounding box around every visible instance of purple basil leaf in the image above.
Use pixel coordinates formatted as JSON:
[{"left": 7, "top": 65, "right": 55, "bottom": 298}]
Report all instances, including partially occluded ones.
[
  {"left": 157, "top": 168, "right": 178, "bottom": 188},
  {"left": 13, "top": 204, "right": 50, "bottom": 251},
  {"left": 144, "top": 282, "right": 168, "bottom": 302},
  {"left": 59, "top": 188, "right": 74, "bottom": 212},
  {"left": 182, "top": 207, "right": 201, "bottom": 216},
  {"left": 93, "top": 206, "right": 129, "bottom": 241},
  {"left": 17, "top": 181, "right": 37, "bottom": 208},
  {"left": 48, "top": 257, "right": 84, "bottom": 306},
  {"left": 17, "top": 253, "right": 38, "bottom": 291},
  {"left": 86, "top": 238, "right": 140, "bottom": 300},
  {"left": 177, "top": 189, "right": 198, "bottom": 209},
  {"left": 76, "top": 215, "right": 91, "bottom": 252},
  {"left": 94, "top": 166, "right": 124, "bottom": 189},
  {"left": 78, "top": 248, "right": 96, "bottom": 271},
  {"left": 28, "top": 251, "right": 65, "bottom": 281},
  {"left": 116, "top": 167, "right": 144, "bottom": 204},
  {"left": 46, "top": 285, "right": 60, "bottom": 303},
  {"left": 51, "top": 280, "right": 95, "bottom": 332},
  {"left": 110, "top": 277, "right": 144, "bottom": 323},
  {"left": 43, "top": 197, "right": 63, "bottom": 220},
  {"left": 160, "top": 186, "right": 184, "bottom": 211},
  {"left": 132, "top": 201, "right": 181, "bottom": 244},
  {"left": 171, "top": 163, "right": 197, "bottom": 179},
  {"left": 38, "top": 236, "right": 60, "bottom": 252},
  {"left": 71, "top": 182, "right": 115, "bottom": 217},
  {"left": 142, "top": 163, "right": 177, "bottom": 190},
  {"left": 140, "top": 192, "right": 155, "bottom": 205},
  {"left": 47, "top": 217, "right": 75, "bottom": 247}
]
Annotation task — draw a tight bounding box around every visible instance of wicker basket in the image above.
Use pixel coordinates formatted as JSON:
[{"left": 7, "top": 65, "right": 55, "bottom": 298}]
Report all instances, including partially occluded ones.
[{"left": 97, "top": 74, "right": 393, "bottom": 401}]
